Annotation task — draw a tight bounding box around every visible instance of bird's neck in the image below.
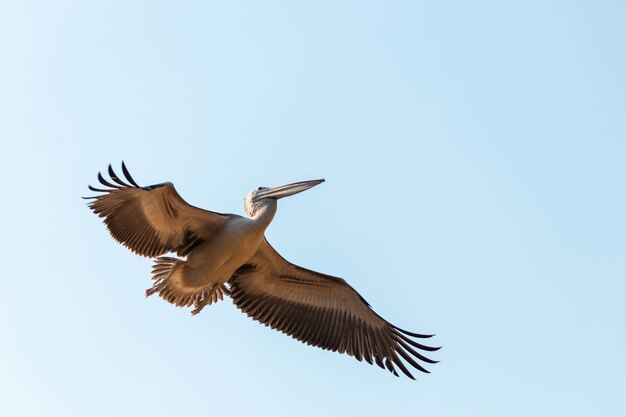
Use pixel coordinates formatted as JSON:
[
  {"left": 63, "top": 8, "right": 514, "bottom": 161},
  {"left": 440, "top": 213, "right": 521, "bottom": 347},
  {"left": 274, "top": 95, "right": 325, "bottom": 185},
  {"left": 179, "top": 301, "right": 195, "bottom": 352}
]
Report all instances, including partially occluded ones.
[{"left": 252, "top": 200, "right": 277, "bottom": 231}]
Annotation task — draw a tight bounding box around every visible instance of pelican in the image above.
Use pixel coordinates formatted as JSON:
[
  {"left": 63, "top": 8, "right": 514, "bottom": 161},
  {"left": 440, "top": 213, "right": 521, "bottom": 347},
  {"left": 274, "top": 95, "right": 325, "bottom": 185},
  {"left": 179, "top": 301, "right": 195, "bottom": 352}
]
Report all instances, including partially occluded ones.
[{"left": 86, "top": 162, "right": 439, "bottom": 379}]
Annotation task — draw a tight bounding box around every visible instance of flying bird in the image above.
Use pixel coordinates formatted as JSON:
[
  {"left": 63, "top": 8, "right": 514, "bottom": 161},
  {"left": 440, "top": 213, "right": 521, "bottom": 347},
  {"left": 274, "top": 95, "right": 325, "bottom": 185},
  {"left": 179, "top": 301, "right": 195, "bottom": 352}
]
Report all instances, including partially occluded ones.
[{"left": 86, "top": 162, "right": 439, "bottom": 379}]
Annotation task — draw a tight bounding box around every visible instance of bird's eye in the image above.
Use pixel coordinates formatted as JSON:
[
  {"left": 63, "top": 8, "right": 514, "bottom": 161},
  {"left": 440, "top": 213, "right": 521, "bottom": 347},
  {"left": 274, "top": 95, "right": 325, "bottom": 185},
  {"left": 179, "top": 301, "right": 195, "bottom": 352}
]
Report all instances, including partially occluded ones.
[{"left": 257, "top": 187, "right": 262, "bottom": 190}]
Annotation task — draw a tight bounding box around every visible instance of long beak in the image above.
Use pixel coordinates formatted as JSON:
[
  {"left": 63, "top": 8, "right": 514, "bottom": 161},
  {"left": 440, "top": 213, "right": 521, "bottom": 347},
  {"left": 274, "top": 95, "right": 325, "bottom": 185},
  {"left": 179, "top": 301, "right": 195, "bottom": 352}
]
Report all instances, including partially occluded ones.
[{"left": 254, "top": 179, "right": 325, "bottom": 201}]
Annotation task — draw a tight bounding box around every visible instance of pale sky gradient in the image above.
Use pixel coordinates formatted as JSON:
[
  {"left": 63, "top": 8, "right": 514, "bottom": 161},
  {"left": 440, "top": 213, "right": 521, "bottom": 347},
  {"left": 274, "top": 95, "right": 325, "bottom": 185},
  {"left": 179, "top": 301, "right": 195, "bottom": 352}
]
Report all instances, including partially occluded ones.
[{"left": 1, "top": 1, "right": 625, "bottom": 416}]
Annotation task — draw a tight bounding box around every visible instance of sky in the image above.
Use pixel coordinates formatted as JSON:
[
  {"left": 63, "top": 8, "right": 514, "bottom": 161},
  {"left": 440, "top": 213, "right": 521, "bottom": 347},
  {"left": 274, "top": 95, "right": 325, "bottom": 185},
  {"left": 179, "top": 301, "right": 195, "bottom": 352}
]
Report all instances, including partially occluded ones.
[{"left": 1, "top": 1, "right": 625, "bottom": 416}]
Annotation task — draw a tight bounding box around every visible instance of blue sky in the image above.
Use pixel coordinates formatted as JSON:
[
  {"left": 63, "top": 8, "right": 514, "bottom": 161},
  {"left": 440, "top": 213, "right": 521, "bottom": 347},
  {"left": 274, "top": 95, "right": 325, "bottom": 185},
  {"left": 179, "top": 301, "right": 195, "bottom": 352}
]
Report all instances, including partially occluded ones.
[{"left": 1, "top": 1, "right": 625, "bottom": 416}]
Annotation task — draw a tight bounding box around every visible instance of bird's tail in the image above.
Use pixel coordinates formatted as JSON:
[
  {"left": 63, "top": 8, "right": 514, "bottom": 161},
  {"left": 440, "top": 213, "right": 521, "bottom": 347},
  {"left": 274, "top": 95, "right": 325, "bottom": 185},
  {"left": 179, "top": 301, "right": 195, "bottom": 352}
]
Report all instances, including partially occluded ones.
[{"left": 146, "top": 256, "right": 230, "bottom": 315}]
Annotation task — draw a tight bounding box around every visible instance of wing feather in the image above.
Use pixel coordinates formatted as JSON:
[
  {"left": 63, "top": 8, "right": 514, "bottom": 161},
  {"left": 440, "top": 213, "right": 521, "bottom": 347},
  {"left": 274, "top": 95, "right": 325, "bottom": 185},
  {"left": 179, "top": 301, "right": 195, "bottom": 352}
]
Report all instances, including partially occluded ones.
[
  {"left": 86, "top": 162, "right": 231, "bottom": 258},
  {"left": 229, "top": 240, "right": 439, "bottom": 379}
]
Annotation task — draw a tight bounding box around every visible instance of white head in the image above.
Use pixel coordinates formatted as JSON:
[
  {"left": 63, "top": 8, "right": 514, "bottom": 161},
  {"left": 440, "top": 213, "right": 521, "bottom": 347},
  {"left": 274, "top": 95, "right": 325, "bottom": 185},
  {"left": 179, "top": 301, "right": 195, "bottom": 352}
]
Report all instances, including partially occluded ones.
[{"left": 243, "top": 179, "right": 325, "bottom": 218}]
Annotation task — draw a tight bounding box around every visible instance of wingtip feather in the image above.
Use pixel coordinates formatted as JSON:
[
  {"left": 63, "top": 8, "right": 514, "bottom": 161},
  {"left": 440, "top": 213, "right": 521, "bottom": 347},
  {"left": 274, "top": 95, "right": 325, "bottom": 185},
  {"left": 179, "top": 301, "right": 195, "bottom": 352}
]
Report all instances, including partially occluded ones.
[{"left": 121, "top": 161, "right": 140, "bottom": 187}]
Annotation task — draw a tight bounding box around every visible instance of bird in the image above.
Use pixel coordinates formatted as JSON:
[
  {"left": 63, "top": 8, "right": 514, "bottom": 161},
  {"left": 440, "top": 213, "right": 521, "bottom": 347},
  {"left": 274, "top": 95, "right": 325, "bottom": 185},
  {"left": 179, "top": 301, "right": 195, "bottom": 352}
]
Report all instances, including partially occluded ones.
[{"left": 85, "top": 162, "right": 439, "bottom": 379}]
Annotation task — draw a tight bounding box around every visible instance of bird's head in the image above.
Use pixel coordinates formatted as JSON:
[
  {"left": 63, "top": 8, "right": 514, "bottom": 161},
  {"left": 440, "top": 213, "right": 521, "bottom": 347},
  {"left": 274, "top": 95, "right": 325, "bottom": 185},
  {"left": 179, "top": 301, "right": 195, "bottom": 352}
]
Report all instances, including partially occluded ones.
[{"left": 243, "top": 179, "right": 324, "bottom": 217}]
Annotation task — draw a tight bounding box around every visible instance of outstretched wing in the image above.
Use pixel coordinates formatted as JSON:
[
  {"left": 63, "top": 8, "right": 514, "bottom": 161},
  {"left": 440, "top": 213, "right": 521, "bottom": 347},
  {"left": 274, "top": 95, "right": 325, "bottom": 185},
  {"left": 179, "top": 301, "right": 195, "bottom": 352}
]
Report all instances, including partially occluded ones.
[
  {"left": 85, "top": 162, "right": 232, "bottom": 258},
  {"left": 229, "top": 240, "right": 439, "bottom": 379}
]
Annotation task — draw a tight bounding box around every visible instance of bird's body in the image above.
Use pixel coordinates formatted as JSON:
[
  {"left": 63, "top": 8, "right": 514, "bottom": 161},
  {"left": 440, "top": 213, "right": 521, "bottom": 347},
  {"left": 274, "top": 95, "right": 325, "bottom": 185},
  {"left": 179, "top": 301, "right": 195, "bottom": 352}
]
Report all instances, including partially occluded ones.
[
  {"left": 86, "top": 163, "right": 439, "bottom": 379},
  {"left": 182, "top": 216, "right": 265, "bottom": 286}
]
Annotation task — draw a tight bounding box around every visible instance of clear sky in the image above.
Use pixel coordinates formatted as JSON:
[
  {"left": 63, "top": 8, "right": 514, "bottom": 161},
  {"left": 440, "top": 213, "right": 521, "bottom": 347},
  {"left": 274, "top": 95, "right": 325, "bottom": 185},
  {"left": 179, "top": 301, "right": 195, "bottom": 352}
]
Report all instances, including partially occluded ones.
[{"left": 1, "top": 1, "right": 625, "bottom": 416}]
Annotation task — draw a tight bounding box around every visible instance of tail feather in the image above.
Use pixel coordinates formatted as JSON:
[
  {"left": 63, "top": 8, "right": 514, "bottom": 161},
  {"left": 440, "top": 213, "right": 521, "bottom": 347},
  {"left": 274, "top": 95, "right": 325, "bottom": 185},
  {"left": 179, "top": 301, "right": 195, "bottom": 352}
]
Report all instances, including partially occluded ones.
[{"left": 147, "top": 256, "right": 229, "bottom": 314}]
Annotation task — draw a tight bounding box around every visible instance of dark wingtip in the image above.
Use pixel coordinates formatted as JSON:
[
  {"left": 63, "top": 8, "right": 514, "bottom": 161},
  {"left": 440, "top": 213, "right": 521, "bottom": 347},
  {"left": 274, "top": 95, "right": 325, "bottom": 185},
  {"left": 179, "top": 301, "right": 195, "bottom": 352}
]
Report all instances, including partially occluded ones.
[
  {"left": 88, "top": 184, "right": 109, "bottom": 192},
  {"left": 121, "top": 161, "right": 140, "bottom": 187},
  {"left": 97, "top": 171, "right": 122, "bottom": 189},
  {"left": 108, "top": 163, "right": 132, "bottom": 187},
  {"left": 393, "top": 326, "right": 435, "bottom": 339}
]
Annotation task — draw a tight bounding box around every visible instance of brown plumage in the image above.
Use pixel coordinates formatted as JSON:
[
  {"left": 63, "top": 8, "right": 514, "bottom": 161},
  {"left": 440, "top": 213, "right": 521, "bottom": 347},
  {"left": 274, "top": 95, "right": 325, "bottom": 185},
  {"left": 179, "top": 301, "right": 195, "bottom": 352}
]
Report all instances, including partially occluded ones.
[{"left": 86, "top": 162, "right": 439, "bottom": 379}]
